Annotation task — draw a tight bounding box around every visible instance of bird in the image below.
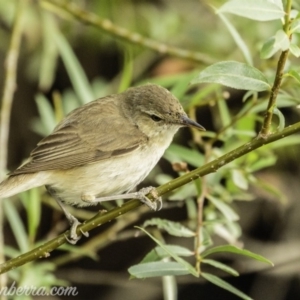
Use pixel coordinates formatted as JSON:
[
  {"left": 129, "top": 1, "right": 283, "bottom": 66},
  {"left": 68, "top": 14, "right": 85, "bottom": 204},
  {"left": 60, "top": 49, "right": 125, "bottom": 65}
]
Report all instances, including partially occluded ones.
[{"left": 0, "top": 84, "right": 205, "bottom": 243}]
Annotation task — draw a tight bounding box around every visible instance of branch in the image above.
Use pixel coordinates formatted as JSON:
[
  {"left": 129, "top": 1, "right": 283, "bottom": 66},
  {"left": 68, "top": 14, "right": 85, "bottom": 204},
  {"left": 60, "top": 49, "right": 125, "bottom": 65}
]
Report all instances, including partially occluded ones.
[
  {"left": 260, "top": 0, "right": 292, "bottom": 136},
  {"left": 40, "top": 0, "right": 215, "bottom": 65},
  {"left": 1, "top": 121, "right": 300, "bottom": 274}
]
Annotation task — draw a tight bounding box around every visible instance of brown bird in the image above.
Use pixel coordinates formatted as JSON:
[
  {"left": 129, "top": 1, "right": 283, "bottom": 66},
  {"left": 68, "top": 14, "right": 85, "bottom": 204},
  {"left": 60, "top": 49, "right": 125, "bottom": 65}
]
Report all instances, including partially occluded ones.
[{"left": 0, "top": 84, "right": 205, "bottom": 243}]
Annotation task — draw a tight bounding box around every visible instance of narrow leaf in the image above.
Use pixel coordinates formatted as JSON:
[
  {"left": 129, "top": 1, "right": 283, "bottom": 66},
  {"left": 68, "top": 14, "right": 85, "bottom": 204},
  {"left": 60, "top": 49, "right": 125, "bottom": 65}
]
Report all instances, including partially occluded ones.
[
  {"left": 164, "top": 144, "right": 204, "bottom": 167},
  {"left": 140, "top": 245, "right": 194, "bottom": 264},
  {"left": 289, "top": 43, "right": 300, "bottom": 57},
  {"left": 34, "top": 94, "right": 57, "bottom": 135},
  {"left": 143, "top": 218, "right": 195, "bottom": 237},
  {"left": 136, "top": 226, "right": 198, "bottom": 277},
  {"left": 129, "top": 261, "right": 190, "bottom": 278},
  {"left": 273, "top": 107, "right": 285, "bottom": 131},
  {"left": 20, "top": 188, "right": 41, "bottom": 242},
  {"left": 291, "top": 19, "right": 300, "bottom": 33},
  {"left": 207, "top": 195, "right": 239, "bottom": 221},
  {"left": 202, "top": 259, "right": 239, "bottom": 276},
  {"left": 118, "top": 48, "right": 133, "bottom": 92},
  {"left": 217, "top": 13, "right": 252, "bottom": 65},
  {"left": 191, "top": 61, "right": 270, "bottom": 92},
  {"left": 39, "top": 12, "right": 58, "bottom": 90},
  {"left": 231, "top": 169, "right": 248, "bottom": 190},
  {"left": 270, "top": 135, "right": 300, "bottom": 149},
  {"left": 217, "top": 96, "right": 231, "bottom": 128},
  {"left": 218, "top": 0, "right": 285, "bottom": 21},
  {"left": 202, "top": 273, "right": 253, "bottom": 300},
  {"left": 51, "top": 25, "right": 94, "bottom": 104},
  {"left": 3, "top": 201, "right": 29, "bottom": 253},
  {"left": 286, "top": 70, "right": 300, "bottom": 84},
  {"left": 260, "top": 36, "right": 278, "bottom": 59},
  {"left": 202, "top": 245, "right": 274, "bottom": 266},
  {"left": 274, "top": 30, "right": 290, "bottom": 51}
]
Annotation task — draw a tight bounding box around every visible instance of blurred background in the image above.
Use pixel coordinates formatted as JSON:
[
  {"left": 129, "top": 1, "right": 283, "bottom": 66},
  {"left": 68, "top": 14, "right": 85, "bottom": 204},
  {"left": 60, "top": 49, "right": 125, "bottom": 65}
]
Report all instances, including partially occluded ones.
[{"left": 0, "top": 0, "right": 300, "bottom": 299}]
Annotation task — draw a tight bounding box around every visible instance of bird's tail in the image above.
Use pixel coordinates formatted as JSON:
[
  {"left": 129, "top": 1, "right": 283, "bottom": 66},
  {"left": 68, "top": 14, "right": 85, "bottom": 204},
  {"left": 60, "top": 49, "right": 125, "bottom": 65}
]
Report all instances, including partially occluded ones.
[{"left": 0, "top": 173, "right": 49, "bottom": 199}]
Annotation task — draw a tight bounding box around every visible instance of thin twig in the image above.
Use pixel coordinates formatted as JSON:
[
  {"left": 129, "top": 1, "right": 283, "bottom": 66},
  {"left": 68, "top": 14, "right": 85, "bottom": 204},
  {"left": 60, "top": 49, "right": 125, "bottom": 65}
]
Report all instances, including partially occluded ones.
[
  {"left": 40, "top": 0, "right": 215, "bottom": 65},
  {"left": 0, "top": 0, "right": 27, "bottom": 292},
  {"left": 1, "top": 121, "right": 300, "bottom": 274},
  {"left": 195, "top": 176, "right": 207, "bottom": 273},
  {"left": 260, "top": 0, "right": 292, "bottom": 136}
]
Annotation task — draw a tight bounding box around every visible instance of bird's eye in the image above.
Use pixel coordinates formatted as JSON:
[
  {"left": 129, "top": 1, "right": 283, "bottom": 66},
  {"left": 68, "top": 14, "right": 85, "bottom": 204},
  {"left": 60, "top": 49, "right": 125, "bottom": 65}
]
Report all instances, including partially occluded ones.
[{"left": 150, "top": 114, "right": 162, "bottom": 122}]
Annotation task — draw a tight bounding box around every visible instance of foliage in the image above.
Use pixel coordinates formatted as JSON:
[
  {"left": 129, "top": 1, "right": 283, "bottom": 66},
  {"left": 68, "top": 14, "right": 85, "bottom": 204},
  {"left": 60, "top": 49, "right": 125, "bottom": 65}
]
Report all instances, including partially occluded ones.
[{"left": 1, "top": 0, "right": 300, "bottom": 299}]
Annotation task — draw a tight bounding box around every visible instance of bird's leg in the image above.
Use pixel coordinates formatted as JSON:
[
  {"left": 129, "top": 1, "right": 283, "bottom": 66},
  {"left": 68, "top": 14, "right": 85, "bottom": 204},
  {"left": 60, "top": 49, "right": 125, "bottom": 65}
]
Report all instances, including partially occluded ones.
[
  {"left": 46, "top": 186, "right": 88, "bottom": 244},
  {"left": 82, "top": 186, "right": 163, "bottom": 211}
]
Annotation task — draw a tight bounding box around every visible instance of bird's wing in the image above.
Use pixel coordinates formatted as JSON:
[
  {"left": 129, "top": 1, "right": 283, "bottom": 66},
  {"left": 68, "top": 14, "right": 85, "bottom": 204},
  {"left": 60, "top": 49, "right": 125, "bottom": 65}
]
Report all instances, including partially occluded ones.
[{"left": 12, "top": 98, "right": 147, "bottom": 175}]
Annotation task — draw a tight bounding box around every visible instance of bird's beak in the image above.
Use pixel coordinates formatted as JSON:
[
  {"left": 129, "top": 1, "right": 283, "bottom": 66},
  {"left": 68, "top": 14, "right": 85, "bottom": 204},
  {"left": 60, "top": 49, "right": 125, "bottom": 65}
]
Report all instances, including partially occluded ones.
[{"left": 182, "top": 115, "right": 205, "bottom": 131}]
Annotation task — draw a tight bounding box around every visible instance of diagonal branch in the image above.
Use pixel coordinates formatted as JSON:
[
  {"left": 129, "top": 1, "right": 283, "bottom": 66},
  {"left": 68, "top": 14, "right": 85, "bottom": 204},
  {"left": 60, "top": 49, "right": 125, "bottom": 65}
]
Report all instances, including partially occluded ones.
[
  {"left": 41, "top": 0, "right": 215, "bottom": 65},
  {"left": 1, "top": 121, "right": 300, "bottom": 274}
]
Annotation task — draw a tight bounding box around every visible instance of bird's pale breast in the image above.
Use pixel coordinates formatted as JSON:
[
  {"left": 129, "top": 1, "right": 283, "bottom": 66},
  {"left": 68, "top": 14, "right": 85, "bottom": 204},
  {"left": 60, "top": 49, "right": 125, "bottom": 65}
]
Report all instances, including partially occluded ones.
[{"left": 46, "top": 126, "right": 178, "bottom": 206}]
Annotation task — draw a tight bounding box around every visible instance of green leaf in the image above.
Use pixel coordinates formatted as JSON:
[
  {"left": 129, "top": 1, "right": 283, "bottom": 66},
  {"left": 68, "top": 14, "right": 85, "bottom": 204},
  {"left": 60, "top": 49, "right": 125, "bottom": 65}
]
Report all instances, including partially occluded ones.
[
  {"left": 170, "top": 73, "right": 196, "bottom": 100},
  {"left": 231, "top": 169, "right": 248, "bottom": 190},
  {"left": 202, "top": 245, "right": 274, "bottom": 266},
  {"left": 129, "top": 261, "right": 191, "bottom": 278},
  {"left": 290, "top": 18, "right": 300, "bottom": 33},
  {"left": 164, "top": 144, "right": 204, "bottom": 167},
  {"left": 188, "top": 84, "right": 219, "bottom": 107},
  {"left": 191, "top": 61, "right": 270, "bottom": 92},
  {"left": 218, "top": 0, "right": 285, "bottom": 21},
  {"left": 273, "top": 107, "right": 285, "bottom": 131},
  {"left": 269, "top": 135, "right": 300, "bottom": 149},
  {"left": 143, "top": 218, "right": 195, "bottom": 237},
  {"left": 60, "top": 244, "right": 98, "bottom": 261},
  {"left": 136, "top": 226, "right": 198, "bottom": 277},
  {"left": 51, "top": 25, "right": 94, "bottom": 104},
  {"left": 61, "top": 89, "right": 80, "bottom": 114},
  {"left": 201, "top": 227, "right": 213, "bottom": 247},
  {"left": 289, "top": 43, "right": 300, "bottom": 57},
  {"left": 201, "top": 273, "right": 252, "bottom": 300},
  {"left": 285, "top": 70, "right": 300, "bottom": 83},
  {"left": 269, "top": 0, "right": 283, "bottom": 10},
  {"left": 141, "top": 245, "right": 194, "bottom": 263},
  {"left": 4, "top": 246, "right": 21, "bottom": 258},
  {"left": 202, "top": 259, "right": 239, "bottom": 276},
  {"left": 20, "top": 188, "right": 41, "bottom": 242},
  {"left": 118, "top": 48, "right": 133, "bottom": 92},
  {"left": 34, "top": 94, "right": 56, "bottom": 135},
  {"left": 162, "top": 181, "right": 197, "bottom": 201},
  {"left": 217, "top": 13, "right": 252, "bottom": 65},
  {"left": 252, "top": 178, "right": 287, "bottom": 204},
  {"left": 247, "top": 155, "right": 277, "bottom": 172},
  {"left": 39, "top": 12, "right": 58, "bottom": 90},
  {"left": 207, "top": 195, "right": 239, "bottom": 221},
  {"left": 261, "top": 30, "right": 290, "bottom": 59},
  {"left": 3, "top": 201, "right": 29, "bottom": 253},
  {"left": 260, "top": 36, "right": 278, "bottom": 59},
  {"left": 217, "top": 95, "right": 231, "bottom": 128},
  {"left": 273, "top": 30, "right": 290, "bottom": 51}
]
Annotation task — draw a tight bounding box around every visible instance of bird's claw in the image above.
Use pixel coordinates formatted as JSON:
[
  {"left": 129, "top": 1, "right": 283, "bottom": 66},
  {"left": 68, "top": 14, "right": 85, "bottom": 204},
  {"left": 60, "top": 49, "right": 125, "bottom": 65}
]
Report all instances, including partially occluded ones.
[
  {"left": 137, "top": 187, "right": 163, "bottom": 211},
  {"left": 65, "top": 215, "right": 89, "bottom": 244}
]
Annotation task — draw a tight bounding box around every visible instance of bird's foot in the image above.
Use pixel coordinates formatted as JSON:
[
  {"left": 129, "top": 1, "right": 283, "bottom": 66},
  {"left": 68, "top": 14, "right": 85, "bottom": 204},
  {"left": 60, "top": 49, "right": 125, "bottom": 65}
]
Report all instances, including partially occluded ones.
[
  {"left": 65, "top": 214, "right": 89, "bottom": 244},
  {"left": 136, "top": 187, "right": 163, "bottom": 211}
]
